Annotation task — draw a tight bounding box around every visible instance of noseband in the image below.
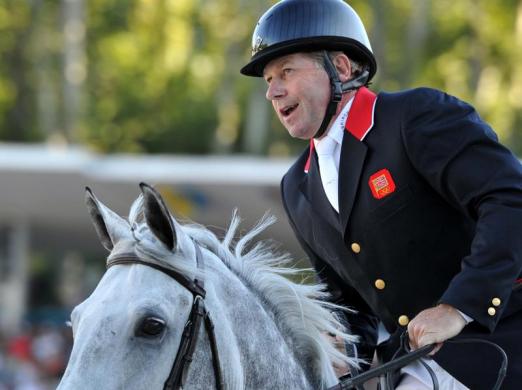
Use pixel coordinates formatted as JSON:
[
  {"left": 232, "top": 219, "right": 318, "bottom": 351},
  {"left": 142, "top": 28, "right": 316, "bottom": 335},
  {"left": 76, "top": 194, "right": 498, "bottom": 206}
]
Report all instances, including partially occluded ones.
[{"left": 107, "top": 244, "right": 224, "bottom": 390}]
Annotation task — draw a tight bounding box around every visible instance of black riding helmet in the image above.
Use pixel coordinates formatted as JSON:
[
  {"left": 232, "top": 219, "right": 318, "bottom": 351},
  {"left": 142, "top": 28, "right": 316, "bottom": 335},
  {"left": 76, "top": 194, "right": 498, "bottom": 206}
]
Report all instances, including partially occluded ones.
[{"left": 240, "top": 0, "right": 377, "bottom": 138}]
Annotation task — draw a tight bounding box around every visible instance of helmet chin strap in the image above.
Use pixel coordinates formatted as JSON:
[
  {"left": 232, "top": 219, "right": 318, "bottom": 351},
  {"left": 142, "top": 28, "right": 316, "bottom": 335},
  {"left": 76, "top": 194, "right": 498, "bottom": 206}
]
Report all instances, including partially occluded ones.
[{"left": 313, "top": 51, "right": 370, "bottom": 139}]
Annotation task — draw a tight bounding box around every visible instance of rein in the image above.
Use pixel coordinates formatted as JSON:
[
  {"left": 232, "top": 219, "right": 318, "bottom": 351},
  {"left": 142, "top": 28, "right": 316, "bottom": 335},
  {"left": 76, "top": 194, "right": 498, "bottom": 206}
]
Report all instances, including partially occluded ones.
[
  {"left": 329, "top": 331, "right": 508, "bottom": 390},
  {"left": 107, "top": 244, "right": 224, "bottom": 390}
]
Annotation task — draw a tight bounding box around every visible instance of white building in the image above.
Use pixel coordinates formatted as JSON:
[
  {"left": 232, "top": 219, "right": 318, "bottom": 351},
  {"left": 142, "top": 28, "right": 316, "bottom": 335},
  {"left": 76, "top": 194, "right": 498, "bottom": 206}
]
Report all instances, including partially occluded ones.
[{"left": 0, "top": 143, "right": 303, "bottom": 333}]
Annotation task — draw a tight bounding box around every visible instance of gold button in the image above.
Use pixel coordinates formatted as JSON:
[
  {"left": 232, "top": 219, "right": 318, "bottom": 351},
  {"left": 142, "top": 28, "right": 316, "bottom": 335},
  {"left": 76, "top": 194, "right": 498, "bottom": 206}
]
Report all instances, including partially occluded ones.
[
  {"left": 398, "top": 315, "right": 410, "bottom": 326},
  {"left": 374, "top": 279, "right": 386, "bottom": 290},
  {"left": 351, "top": 243, "right": 361, "bottom": 254},
  {"left": 492, "top": 298, "right": 501, "bottom": 307},
  {"left": 488, "top": 307, "right": 496, "bottom": 316}
]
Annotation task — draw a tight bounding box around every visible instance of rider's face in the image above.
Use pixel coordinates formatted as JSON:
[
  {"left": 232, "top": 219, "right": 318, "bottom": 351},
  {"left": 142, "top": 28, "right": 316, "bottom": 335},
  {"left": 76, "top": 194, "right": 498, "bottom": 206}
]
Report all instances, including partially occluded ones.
[{"left": 263, "top": 53, "right": 330, "bottom": 140}]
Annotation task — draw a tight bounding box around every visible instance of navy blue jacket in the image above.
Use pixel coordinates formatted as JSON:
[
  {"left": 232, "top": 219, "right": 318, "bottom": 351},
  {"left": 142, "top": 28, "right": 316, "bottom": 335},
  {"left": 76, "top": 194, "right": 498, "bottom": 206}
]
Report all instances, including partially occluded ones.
[{"left": 281, "top": 87, "right": 522, "bottom": 389}]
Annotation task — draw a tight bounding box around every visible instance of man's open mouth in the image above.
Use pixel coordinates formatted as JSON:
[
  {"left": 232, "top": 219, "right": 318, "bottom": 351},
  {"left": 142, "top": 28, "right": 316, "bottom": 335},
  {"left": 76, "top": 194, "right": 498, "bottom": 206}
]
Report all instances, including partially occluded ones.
[{"left": 280, "top": 104, "right": 298, "bottom": 117}]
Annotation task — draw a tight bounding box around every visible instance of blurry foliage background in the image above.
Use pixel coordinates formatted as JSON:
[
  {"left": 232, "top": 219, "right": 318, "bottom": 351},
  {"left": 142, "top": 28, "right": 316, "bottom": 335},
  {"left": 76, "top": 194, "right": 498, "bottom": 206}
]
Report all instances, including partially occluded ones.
[{"left": 1, "top": 0, "right": 522, "bottom": 156}]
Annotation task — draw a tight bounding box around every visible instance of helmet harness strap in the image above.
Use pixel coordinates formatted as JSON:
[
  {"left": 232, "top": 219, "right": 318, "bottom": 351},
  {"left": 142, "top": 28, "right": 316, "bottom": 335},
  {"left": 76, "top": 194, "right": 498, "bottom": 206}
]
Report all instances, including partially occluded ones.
[{"left": 313, "top": 51, "right": 370, "bottom": 139}]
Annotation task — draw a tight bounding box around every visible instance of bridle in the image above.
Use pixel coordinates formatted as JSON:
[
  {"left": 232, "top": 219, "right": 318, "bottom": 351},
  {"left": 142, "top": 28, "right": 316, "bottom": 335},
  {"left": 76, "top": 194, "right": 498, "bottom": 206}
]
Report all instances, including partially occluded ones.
[{"left": 107, "top": 243, "right": 224, "bottom": 390}]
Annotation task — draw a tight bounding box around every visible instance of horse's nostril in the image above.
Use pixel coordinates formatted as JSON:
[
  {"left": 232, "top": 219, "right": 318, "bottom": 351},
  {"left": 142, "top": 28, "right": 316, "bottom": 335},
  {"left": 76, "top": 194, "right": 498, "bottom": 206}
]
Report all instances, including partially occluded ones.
[{"left": 137, "top": 317, "right": 166, "bottom": 338}]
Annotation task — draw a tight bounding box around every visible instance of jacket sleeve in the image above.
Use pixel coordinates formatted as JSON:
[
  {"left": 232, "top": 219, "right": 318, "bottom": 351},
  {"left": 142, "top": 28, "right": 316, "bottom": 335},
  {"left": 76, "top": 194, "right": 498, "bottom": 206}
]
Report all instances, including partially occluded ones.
[
  {"left": 280, "top": 176, "right": 379, "bottom": 364},
  {"left": 401, "top": 88, "right": 522, "bottom": 331}
]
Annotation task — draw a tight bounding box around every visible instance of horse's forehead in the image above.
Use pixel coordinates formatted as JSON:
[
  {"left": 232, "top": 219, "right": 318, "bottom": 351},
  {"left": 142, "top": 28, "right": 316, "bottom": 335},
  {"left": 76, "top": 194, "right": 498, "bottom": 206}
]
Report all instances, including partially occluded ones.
[
  {"left": 107, "top": 239, "right": 138, "bottom": 262},
  {"left": 83, "top": 264, "right": 190, "bottom": 317}
]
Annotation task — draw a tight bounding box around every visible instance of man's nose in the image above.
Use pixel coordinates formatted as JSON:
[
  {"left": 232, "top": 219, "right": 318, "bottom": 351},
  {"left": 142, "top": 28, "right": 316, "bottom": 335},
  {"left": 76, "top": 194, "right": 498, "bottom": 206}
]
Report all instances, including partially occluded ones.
[{"left": 266, "top": 80, "right": 286, "bottom": 101}]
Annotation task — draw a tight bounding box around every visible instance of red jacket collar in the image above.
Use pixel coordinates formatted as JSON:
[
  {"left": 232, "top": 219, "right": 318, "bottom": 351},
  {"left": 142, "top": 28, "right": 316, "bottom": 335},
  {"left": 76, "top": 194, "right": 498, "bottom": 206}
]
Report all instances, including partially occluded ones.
[{"left": 304, "top": 87, "right": 377, "bottom": 173}]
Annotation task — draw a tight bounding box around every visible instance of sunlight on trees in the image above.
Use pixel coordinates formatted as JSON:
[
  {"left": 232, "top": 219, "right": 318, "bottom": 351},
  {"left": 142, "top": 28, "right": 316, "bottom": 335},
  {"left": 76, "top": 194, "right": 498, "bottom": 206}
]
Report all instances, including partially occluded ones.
[{"left": 0, "top": 0, "right": 521, "bottom": 155}]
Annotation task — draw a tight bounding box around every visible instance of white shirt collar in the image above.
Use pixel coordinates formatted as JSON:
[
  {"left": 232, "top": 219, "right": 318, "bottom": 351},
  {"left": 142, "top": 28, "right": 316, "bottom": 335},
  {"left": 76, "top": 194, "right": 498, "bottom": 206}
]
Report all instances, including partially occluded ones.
[{"left": 314, "top": 97, "right": 354, "bottom": 149}]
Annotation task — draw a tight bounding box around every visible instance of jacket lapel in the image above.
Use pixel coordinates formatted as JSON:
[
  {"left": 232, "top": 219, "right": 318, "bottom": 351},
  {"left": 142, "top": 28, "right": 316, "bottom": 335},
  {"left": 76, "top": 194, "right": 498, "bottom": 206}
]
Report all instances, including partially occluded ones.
[
  {"left": 298, "top": 87, "right": 378, "bottom": 234},
  {"left": 338, "top": 133, "right": 367, "bottom": 233},
  {"left": 338, "top": 87, "right": 378, "bottom": 234},
  {"left": 299, "top": 152, "right": 341, "bottom": 230}
]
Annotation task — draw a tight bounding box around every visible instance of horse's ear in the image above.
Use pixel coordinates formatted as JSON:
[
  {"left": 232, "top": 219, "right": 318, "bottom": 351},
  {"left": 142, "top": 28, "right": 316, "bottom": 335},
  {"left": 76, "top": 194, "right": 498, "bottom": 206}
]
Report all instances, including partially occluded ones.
[
  {"left": 139, "top": 183, "right": 176, "bottom": 251},
  {"left": 85, "top": 187, "right": 130, "bottom": 251}
]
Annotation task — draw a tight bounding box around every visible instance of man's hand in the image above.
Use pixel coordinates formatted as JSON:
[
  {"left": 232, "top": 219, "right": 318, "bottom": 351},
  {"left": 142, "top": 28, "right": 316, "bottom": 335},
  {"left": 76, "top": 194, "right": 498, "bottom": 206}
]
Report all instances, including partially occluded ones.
[
  {"left": 407, "top": 303, "right": 466, "bottom": 355},
  {"left": 324, "top": 332, "right": 350, "bottom": 377}
]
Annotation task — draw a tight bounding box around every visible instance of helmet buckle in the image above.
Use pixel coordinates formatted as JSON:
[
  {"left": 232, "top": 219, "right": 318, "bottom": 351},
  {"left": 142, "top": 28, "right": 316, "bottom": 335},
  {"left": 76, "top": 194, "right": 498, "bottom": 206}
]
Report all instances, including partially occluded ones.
[{"left": 332, "top": 81, "right": 343, "bottom": 103}]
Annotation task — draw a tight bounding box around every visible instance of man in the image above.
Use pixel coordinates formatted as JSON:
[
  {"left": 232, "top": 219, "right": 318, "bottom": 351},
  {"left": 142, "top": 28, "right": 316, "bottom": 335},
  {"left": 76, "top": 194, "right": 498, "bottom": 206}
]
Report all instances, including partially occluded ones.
[{"left": 240, "top": 0, "right": 522, "bottom": 389}]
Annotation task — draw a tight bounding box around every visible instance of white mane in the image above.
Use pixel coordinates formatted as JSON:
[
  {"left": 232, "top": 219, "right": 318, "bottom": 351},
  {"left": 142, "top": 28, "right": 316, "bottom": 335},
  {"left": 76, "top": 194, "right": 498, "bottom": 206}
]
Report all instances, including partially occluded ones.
[{"left": 127, "top": 197, "right": 359, "bottom": 386}]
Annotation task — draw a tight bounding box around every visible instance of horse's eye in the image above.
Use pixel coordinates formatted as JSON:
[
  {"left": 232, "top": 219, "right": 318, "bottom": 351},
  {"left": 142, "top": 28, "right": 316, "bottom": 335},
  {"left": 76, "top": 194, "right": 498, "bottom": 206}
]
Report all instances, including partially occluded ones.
[{"left": 137, "top": 317, "right": 166, "bottom": 338}]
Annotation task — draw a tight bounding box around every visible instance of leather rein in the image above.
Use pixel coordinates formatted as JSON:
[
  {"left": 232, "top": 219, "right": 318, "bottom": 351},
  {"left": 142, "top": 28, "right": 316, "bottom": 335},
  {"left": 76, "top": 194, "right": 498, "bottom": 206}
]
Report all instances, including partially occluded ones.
[{"left": 107, "top": 244, "right": 225, "bottom": 390}]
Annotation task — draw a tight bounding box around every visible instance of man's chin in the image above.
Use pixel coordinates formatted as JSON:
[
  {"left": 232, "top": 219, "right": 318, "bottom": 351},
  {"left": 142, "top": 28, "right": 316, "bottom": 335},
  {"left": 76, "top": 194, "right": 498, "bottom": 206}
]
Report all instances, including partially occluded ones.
[{"left": 286, "top": 127, "right": 315, "bottom": 140}]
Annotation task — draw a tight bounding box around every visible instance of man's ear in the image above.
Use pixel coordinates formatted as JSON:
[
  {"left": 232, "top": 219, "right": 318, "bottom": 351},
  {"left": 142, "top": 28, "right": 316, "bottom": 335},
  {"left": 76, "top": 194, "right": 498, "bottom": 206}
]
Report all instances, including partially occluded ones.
[{"left": 332, "top": 53, "right": 352, "bottom": 83}]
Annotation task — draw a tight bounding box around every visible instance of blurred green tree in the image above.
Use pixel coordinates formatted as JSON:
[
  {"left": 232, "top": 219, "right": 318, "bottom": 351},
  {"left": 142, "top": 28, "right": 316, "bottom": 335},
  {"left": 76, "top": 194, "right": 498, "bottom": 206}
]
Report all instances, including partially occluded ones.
[{"left": 0, "top": 0, "right": 521, "bottom": 155}]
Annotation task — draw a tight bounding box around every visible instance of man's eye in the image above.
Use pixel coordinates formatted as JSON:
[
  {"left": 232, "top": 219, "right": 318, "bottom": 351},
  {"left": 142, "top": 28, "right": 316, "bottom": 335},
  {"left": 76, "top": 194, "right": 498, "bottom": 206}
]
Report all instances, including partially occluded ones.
[{"left": 283, "top": 68, "right": 293, "bottom": 75}]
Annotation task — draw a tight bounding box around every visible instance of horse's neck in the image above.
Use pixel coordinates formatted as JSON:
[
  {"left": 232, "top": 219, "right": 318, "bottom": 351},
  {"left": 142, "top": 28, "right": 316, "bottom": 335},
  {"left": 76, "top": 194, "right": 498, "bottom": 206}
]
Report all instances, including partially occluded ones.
[{"left": 184, "top": 259, "right": 318, "bottom": 390}]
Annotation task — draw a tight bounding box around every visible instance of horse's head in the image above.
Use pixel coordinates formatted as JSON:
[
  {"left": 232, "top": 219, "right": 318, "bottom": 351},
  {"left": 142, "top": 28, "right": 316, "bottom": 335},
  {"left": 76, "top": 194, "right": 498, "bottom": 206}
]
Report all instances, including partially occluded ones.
[
  {"left": 58, "top": 184, "right": 210, "bottom": 389},
  {"left": 59, "top": 183, "right": 359, "bottom": 390}
]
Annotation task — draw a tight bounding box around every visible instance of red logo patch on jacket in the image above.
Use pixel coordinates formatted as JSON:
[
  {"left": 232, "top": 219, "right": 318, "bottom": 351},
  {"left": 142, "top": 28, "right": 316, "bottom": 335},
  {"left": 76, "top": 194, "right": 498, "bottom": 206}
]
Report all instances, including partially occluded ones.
[{"left": 369, "top": 169, "right": 396, "bottom": 199}]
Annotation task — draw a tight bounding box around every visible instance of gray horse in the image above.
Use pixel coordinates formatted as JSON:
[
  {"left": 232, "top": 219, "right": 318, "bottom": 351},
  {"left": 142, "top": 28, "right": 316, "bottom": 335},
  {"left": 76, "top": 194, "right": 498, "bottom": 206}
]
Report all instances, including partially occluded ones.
[{"left": 57, "top": 183, "right": 358, "bottom": 389}]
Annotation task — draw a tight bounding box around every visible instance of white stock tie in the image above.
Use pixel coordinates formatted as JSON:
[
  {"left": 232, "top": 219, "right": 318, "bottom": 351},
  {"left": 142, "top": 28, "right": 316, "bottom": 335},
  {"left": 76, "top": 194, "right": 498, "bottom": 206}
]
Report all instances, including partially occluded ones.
[{"left": 316, "top": 136, "right": 339, "bottom": 212}]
